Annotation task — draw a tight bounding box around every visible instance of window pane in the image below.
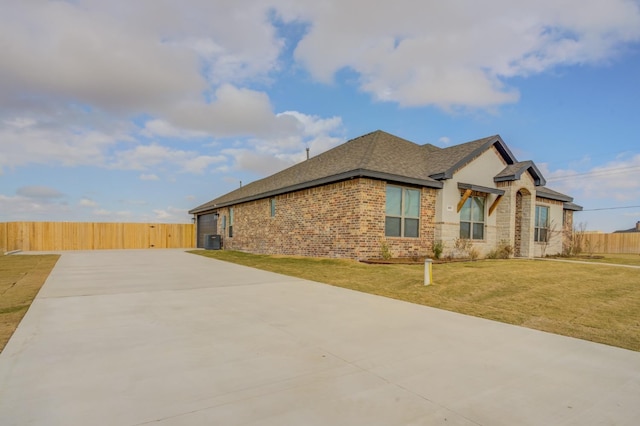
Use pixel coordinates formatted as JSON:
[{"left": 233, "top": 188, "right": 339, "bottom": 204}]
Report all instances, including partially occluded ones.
[
  {"left": 540, "top": 206, "right": 548, "bottom": 227},
  {"left": 472, "top": 197, "right": 485, "bottom": 222},
  {"left": 473, "top": 223, "right": 484, "bottom": 240},
  {"left": 385, "top": 217, "right": 401, "bottom": 237},
  {"left": 404, "top": 189, "right": 420, "bottom": 217},
  {"left": 460, "top": 198, "right": 472, "bottom": 221},
  {"left": 539, "top": 228, "right": 547, "bottom": 242},
  {"left": 460, "top": 222, "right": 471, "bottom": 239},
  {"left": 404, "top": 218, "right": 419, "bottom": 238},
  {"left": 386, "top": 186, "right": 402, "bottom": 216}
]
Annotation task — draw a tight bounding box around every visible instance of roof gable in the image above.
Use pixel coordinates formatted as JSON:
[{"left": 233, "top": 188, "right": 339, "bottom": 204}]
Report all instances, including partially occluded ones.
[
  {"left": 495, "top": 161, "right": 546, "bottom": 186},
  {"left": 425, "top": 135, "right": 517, "bottom": 180}
]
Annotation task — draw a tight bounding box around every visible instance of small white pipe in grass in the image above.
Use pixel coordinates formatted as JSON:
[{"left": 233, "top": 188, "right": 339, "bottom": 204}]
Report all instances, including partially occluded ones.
[{"left": 424, "top": 258, "right": 433, "bottom": 285}]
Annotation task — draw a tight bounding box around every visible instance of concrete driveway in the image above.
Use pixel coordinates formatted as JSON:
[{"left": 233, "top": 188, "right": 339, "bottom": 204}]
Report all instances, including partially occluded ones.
[{"left": 1, "top": 250, "right": 639, "bottom": 425}]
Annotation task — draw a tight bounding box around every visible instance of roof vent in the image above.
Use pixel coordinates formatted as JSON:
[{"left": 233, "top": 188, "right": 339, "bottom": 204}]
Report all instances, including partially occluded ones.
[{"left": 306, "top": 147, "right": 310, "bottom": 160}]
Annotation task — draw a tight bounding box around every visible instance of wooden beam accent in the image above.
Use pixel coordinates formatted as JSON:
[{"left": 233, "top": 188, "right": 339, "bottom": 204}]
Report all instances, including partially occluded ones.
[
  {"left": 456, "top": 189, "right": 473, "bottom": 213},
  {"left": 488, "top": 194, "right": 504, "bottom": 216}
]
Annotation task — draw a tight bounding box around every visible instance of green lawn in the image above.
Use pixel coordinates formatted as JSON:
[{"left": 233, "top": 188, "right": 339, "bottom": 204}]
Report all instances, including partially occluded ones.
[
  {"left": 191, "top": 250, "right": 640, "bottom": 352},
  {"left": 0, "top": 255, "right": 59, "bottom": 352}
]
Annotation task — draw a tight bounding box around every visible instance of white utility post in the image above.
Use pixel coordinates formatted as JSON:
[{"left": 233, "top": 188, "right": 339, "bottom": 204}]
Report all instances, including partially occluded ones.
[{"left": 424, "top": 258, "right": 433, "bottom": 285}]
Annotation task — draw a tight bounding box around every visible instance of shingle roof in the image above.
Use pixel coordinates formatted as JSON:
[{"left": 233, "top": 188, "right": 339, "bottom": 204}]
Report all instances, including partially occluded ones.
[
  {"left": 423, "top": 135, "right": 516, "bottom": 179},
  {"left": 613, "top": 224, "right": 640, "bottom": 233},
  {"left": 190, "top": 130, "right": 573, "bottom": 215},
  {"left": 495, "top": 161, "right": 546, "bottom": 186},
  {"left": 536, "top": 186, "right": 574, "bottom": 203},
  {"left": 190, "top": 130, "right": 444, "bottom": 213}
]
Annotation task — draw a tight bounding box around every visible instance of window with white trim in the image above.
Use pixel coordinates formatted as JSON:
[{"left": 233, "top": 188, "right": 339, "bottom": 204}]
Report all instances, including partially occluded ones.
[
  {"left": 460, "top": 196, "right": 485, "bottom": 240},
  {"left": 228, "top": 207, "right": 234, "bottom": 238},
  {"left": 385, "top": 185, "right": 420, "bottom": 238},
  {"left": 535, "top": 205, "right": 549, "bottom": 242}
]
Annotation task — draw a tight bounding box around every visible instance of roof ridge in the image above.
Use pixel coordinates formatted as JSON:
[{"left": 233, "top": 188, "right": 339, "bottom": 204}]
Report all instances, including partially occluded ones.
[{"left": 355, "top": 130, "right": 377, "bottom": 169}]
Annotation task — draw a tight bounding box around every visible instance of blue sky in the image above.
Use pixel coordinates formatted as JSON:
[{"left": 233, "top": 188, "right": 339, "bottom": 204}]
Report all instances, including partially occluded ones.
[{"left": 1, "top": 0, "right": 639, "bottom": 232}]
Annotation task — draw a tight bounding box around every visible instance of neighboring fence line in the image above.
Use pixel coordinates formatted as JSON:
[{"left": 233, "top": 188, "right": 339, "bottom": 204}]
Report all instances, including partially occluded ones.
[
  {"left": 0, "top": 222, "right": 195, "bottom": 252},
  {"left": 580, "top": 233, "right": 640, "bottom": 254}
]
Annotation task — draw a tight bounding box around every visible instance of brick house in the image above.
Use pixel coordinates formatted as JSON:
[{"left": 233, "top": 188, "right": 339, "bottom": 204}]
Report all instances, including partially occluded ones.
[{"left": 189, "top": 130, "right": 581, "bottom": 259}]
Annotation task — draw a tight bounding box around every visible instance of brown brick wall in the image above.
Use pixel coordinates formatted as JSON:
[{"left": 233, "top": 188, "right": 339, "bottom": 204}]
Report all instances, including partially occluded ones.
[{"left": 217, "top": 178, "right": 437, "bottom": 260}]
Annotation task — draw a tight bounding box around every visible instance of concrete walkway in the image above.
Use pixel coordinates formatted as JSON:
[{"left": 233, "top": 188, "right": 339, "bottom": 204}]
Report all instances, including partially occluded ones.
[
  {"left": 1, "top": 250, "right": 639, "bottom": 425},
  {"left": 537, "top": 257, "right": 640, "bottom": 269}
]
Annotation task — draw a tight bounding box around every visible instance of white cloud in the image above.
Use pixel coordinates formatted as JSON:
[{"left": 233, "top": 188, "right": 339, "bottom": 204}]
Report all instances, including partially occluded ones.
[
  {"left": 140, "top": 173, "right": 160, "bottom": 181},
  {"left": 283, "top": 0, "right": 640, "bottom": 108},
  {"left": 226, "top": 149, "right": 295, "bottom": 176},
  {"left": 112, "top": 144, "right": 226, "bottom": 174},
  {"left": 546, "top": 154, "right": 640, "bottom": 202},
  {"left": 437, "top": 137, "right": 452, "bottom": 147},
  {"left": 79, "top": 198, "right": 98, "bottom": 207},
  {"left": 2, "top": 0, "right": 639, "bottom": 118},
  {"left": 0, "top": 1, "right": 205, "bottom": 112},
  {"left": 0, "top": 115, "right": 128, "bottom": 172},
  {"left": 141, "top": 120, "right": 207, "bottom": 140},
  {"left": 163, "top": 84, "right": 298, "bottom": 137},
  {"left": 150, "top": 206, "right": 191, "bottom": 223},
  {"left": 219, "top": 111, "right": 344, "bottom": 175},
  {"left": 16, "top": 186, "right": 65, "bottom": 199},
  {"left": 92, "top": 209, "right": 134, "bottom": 219},
  {"left": 0, "top": 194, "right": 72, "bottom": 221},
  {"left": 278, "top": 111, "right": 343, "bottom": 138}
]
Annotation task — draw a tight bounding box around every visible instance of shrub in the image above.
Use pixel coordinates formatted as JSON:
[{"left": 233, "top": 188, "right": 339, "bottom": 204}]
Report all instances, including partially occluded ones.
[
  {"left": 380, "top": 240, "right": 392, "bottom": 260},
  {"left": 432, "top": 240, "right": 444, "bottom": 260},
  {"left": 469, "top": 246, "right": 480, "bottom": 261},
  {"left": 486, "top": 241, "right": 513, "bottom": 259}
]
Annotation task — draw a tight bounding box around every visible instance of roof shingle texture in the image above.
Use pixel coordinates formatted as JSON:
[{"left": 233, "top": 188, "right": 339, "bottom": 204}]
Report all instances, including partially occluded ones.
[{"left": 190, "top": 130, "right": 575, "bottom": 213}]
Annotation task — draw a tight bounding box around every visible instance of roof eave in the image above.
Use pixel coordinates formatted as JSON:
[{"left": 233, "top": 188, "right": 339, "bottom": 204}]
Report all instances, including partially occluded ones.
[
  {"left": 537, "top": 189, "right": 574, "bottom": 203},
  {"left": 458, "top": 182, "right": 505, "bottom": 195},
  {"left": 189, "top": 169, "right": 443, "bottom": 214},
  {"left": 563, "top": 202, "right": 583, "bottom": 211}
]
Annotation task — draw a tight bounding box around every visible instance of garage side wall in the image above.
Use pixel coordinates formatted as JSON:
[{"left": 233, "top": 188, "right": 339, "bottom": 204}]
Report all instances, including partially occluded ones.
[{"left": 218, "top": 178, "right": 436, "bottom": 260}]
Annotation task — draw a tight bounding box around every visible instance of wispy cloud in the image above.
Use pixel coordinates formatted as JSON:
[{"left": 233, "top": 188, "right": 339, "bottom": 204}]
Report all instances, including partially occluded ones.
[{"left": 546, "top": 154, "right": 640, "bottom": 203}]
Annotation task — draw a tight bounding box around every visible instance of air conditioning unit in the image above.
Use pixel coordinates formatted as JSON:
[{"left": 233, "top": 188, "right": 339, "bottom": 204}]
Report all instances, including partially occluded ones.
[{"left": 204, "top": 234, "right": 222, "bottom": 250}]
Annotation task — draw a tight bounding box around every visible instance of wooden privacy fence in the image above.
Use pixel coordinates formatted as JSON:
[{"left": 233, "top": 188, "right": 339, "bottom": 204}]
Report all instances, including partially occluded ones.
[
  {"left": 581, "top": 233, "right": 640, "bottom": 254},
  {"left": 0, "top": 222, "right": 195, "bottom": 252}
]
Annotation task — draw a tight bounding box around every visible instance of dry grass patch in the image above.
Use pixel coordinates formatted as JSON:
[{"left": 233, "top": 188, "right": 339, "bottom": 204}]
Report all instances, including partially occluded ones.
[
  {"left": 191, "top": 250, "right": 640, "bottom": 352},
  {"left": 0, "top": 255, "right": 59, "bottom": 352}
]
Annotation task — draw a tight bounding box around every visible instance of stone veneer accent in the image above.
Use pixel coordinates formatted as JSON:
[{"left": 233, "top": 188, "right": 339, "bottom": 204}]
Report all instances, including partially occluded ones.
[
  {"left": 216, "top": 178, "right": 437, "bottom": 260},
  {"left": 495, "top": 178, "right": 536, "bottom": 258}
]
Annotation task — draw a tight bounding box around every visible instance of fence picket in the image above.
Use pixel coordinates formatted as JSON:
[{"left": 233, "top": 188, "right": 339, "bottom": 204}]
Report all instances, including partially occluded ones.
[{"left": 0, "top": 222, "right": 195, "bottom": 252}]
